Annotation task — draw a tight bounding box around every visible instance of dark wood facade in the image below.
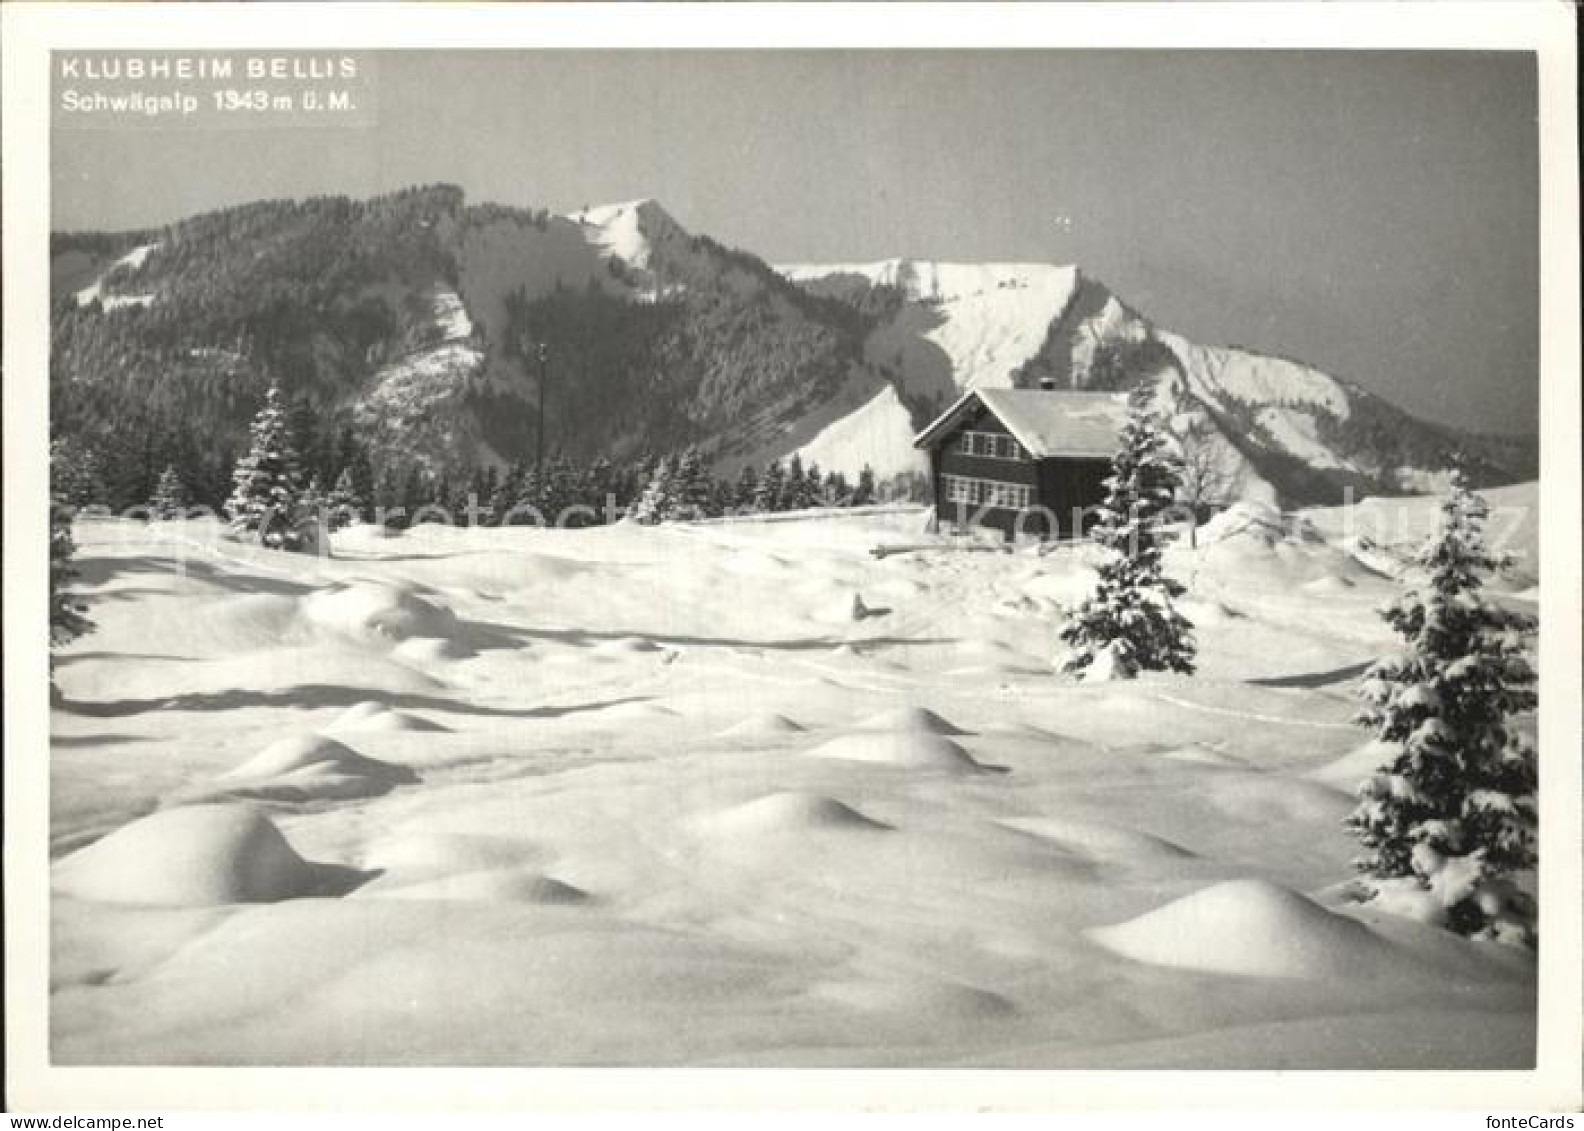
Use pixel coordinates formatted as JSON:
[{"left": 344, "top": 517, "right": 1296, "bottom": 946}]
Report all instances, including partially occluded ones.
[{"left": 923, "top": 402, "right": 1110, "bottom": 541}]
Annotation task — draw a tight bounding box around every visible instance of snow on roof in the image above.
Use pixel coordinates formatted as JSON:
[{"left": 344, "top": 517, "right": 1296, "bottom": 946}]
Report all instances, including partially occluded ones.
[{"left": 913, "top": 388, "right": 1127, "bottom": 459}]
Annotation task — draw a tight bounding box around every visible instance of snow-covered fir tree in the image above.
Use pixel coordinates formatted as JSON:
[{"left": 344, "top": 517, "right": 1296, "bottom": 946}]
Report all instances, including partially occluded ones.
[
  {"left": 149, "top": 464, "right": 190, "bottom": 520},
  {"left": 631, "top": 455, "right": 678, "bottom": 525},
  {"left": 51, "top": 437, "right": 108, "bottom": 510},
  {"left": 50, "top": 494, "right": 92, "bottom": 653},
  {"left": 1058, "top": 386, "right": 1195, "bottom": 680},
  {"left": 327, "top": 467, "right": 363, "bottom": 530},
  {"left": 671, "top": 446, "right": 716, "bottom": 520},
  {"left": 225, "top": 383, "right": 308, "bottom": 550},
  {"left": 1345, "top": 470, "right": 1538, "bottom": 946}
]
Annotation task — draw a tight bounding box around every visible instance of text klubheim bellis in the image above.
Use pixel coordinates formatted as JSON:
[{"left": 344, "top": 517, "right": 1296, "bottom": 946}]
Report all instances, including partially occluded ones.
[{"left": 57, "top": 55, "right": 358, "bottom": 81}]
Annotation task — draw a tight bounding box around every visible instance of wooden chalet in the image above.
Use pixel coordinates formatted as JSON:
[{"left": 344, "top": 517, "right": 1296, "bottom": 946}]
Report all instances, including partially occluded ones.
[{"left": 912, "top": 388, "right": 1127, "bottom": 540}]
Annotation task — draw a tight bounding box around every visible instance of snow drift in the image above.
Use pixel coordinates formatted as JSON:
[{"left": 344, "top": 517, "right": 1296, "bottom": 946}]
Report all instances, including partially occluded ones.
[
  {"left": 53, "top": 805, "right": 353, "bottom": 906},
  {"left": 1088, "top": 879, "right": 1405, "bottom": 978}
]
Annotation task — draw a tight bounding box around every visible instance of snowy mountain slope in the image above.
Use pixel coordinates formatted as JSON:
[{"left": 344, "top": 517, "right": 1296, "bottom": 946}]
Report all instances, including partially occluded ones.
[
  {"left": 353, "top": 286, "right": 495, "bottom": 471},
  {"left": 785, "top": 384, "right": 926, "bottom": 482},
  {"left": 781, "top": 259, "right": 1533, "bottom": 503},
  {"left": 780, "top": 260, "right": 1081, "bottom": 391},
  {"left": 49, "top": 187, "right": 1534, "bottom": 504}
]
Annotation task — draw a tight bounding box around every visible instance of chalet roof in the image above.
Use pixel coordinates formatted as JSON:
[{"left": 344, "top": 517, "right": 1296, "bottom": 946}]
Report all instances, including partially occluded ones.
[{"left": 913, "top": 388, "right": 1127, "bottom": 459}]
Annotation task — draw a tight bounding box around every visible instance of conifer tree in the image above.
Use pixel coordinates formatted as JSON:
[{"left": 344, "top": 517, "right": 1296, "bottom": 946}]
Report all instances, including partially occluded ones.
[
  {"left": 826, "top": 470, "right": 853, "bottom": 507},
  {"left": 300, "top": 473, "right": 327, "bottom": 518},
  {"left": 402, "top": 466, "right": 430, "bottom": 519},
  {"left": 51, "top": 437, "right": 108, "bottom": 510},
  {"left": 491, "top": 461, "right": 526, "bottom": 526},
  {"left": 50, "top": 495, "right": 92, "bottom": 653},
  {"left": 631, "top": 454, "right": 678, "bottom": 525},
  {"left": 734, "top": 464, "right": 760, "bottom": 512},
  {"left": 852, "top": 464, "right": 877, "bottom": 507},
  {"left": 1058, "top": 386, "right": 1195, "bottom": 680},
  {"left": 780, "top": 454, "right": 812, "bottom": 511},
  {"left": 805, "top": 462, "right": 826, "bottom": 508},
  {"left": 512, "top": 465, "right": 544, "bottom": 524},
  {"left": 149, "top": 464, "right": 190, "bottom": 519},
  {"left": 1345, "top": 470, "right": 1538, "bottom": 945},
  {"left": 327, "top": 467, "right": 362, "bottom": 530},
  {"left": 671, "top": 446, "right": 715, "bottom": 520},
  {"left": 754, "top": 460, "right": 785, "bottom": 513},
  {"left": 225, "top": 382, "right": 308, "bottom": 550}
]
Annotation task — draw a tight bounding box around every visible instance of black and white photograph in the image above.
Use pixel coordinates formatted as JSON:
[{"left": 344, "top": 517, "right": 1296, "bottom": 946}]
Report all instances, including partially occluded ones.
[{"left": 5, "top": 1, "right": 1580, "bottom": 1113}]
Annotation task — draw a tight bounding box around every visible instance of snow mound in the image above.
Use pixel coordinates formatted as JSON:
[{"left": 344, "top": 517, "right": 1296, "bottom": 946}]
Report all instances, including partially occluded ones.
[
  {"left": 716, "top": 713, "right": 807, "bottom": 739},
  {"left": 1302, "top": 574, "right": 1356, "bottom": 593},
  {"left": 694, "top": 791, "right": 892, "bottom": 836},
  {"left": 302, "top": 582, "right": 459, "bottom": 643},
  {"left": 361, "top": 869, "right": 590, "bottom": 905},
  {"left": 1306, "top": 740, "right": 1396, "bottom": 791},
  {"left": 808, "top": 732, "right": 1003, "bottom": 774},
  {"left": 325, "top": 700, "right": 449, "bottom": 734},
  {"left": 212, "top": 734, "right": 418, "bottom": 803},
  {"left": 53, "top": 805, "right": 331, "bottom": 906},
  {"left": 856, "top": 705, "right": 971, "bottom": 736},
  {"left": 1089, "top": 879, "right": 1399, "bottom": 978}
]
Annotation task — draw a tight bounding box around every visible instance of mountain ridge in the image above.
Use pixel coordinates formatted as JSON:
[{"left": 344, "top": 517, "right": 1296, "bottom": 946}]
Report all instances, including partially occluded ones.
[{"left": 50, "top": 186, "right": 1535, "bottom": 510}]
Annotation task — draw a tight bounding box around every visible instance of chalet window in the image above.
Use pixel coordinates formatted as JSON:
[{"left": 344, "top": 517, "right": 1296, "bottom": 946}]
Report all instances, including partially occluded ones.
[
  {"left": 953, "top": 431, "right": 1028, "bottom": 461},
  {"left": 941, "top": 475, "right": 1032, "bottom": 510}
]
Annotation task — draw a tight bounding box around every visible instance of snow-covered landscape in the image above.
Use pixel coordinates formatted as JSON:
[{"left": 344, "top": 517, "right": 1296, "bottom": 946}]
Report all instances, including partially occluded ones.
[
  {"left": 48, "top": 487, "right": 1539, "bottom": 1067},
  {"left": 22, "top": 32, "right": 1569, "bottom": 1106}
]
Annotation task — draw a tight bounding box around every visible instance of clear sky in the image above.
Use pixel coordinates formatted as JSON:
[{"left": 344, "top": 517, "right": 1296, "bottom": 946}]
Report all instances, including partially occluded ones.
[{"left": 53, "top": 50, "right": 1539, "bottom": 434}]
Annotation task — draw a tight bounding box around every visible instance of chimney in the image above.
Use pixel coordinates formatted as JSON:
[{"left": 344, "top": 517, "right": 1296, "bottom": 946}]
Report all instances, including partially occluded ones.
[{"left": 1038, "top": 377, "right": 1057, "bottom": 391}]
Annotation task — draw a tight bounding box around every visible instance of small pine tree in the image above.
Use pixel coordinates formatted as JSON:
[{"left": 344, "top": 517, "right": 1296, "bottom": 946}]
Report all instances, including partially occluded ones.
[
  {"left": 1058, "top": 386, "right": 1195, "bottom": 680},
  {"left": 780, "top": 454, "right": 813, "bottom": 511},
  {"left": 631, "top": 455, "right": 678, "bottom": 525},
  {"left": 300, "top": 472, "right": 328, "bottom": 526},
  {"left": 852, "top": 464, "right": 877, "bottom": 507},
  {"left": 149, "top": 464, "right": 190, "bottom": 520},
  {"left": 734, "top": 464, "right": 760, "bottom": 512},
  {"left": 754, "top": 460, "right": 786, "bottom": 513},
  {"left": 1345, "top": 470, "right": 1538, "bottom": 945},
  {"left": 225, "top": 383, "right": 308, "bottom": 550},
  {"left": 50, "top": 496, "right": 92, "bottom": 653},
  {"left": 491, "top": 461, "right": 526, "bottom": 526},
  {"left": 512, "top": 465, "right": 544, "bottom": 523},
  {"left": 805, "top": 462, "right": 826, "bottom": 508},
  {"left": 826, "top": 470, "right": 853, "bottom": 507},
  {"left": 51, "top": 438, "right": 109, "bottom": 509},
  {"left": 671, "top": 446, "right": 715, "bottom": 520},
  {"left": 327, "top": 467, "right": 363, "bottom": 530}
]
